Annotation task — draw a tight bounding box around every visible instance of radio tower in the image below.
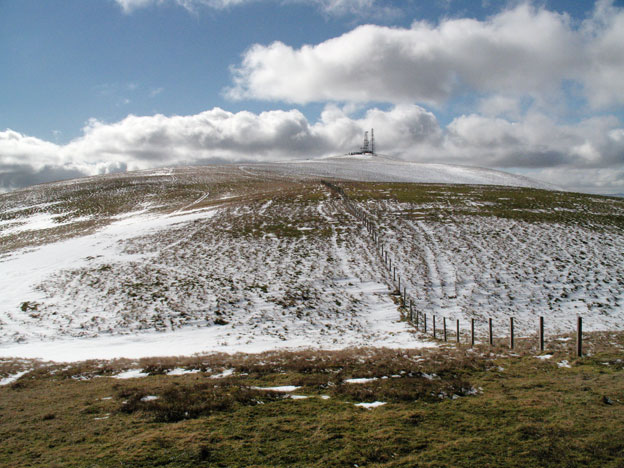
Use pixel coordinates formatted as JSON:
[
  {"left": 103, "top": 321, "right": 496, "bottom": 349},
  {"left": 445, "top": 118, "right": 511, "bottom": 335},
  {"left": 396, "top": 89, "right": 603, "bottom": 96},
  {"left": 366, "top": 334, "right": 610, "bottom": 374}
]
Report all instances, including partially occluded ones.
[
  {"left": 361, "top": 131, "right": 369, "bottom": 153},
  {"left": 370, "top": 129, "right": 375, "bottom": 154},
  {"left": 350, "top": 128, "right": 377, "bottom": 155}
]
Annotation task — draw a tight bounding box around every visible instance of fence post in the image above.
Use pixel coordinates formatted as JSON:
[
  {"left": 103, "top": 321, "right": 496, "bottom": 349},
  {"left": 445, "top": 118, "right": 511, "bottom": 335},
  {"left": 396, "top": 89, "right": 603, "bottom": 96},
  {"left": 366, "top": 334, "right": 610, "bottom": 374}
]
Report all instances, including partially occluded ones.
[
  {"left": 398, "top": 275, "right": 401, "bottom": 291},
  {"left": 415, "top": 310, "right": 419, "bottom": 330},
  {"left": 409, "top": 302, "right": 413, "bottom": 322},
  {"left": 577, "top": 316, "right": 583, "bottom": 357},
  {"left": 539, "top": 316, "right": 544, "bottom": 352},
  {"left": 456, "top": 319, "right": 460, "bottom": 344},
  {"left": 509, "top": 317, "right": 514, "bottom": 350},
  {"left": 443, "top": 317, "right": 447, "bottom": 342},
  {"left": 471, "top": 318, "right": 475, "bottom": 347},
  {"left": 424, "top": 314, "right": 427, "bottom": 333},
  {"left": 393, "top": 266, "right": 396, "bottom": 282},
  {"left": 489, "top": 318, "right": 493, "bottom": 346},
  {"left": 433, "top": 316, "right": 437, "bottom": 339}
]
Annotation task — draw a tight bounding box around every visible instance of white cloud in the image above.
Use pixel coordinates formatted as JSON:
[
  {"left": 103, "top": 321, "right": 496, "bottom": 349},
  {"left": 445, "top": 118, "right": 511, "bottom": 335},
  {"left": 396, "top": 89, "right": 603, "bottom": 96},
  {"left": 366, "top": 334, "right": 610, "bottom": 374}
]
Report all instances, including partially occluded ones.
[
  {"left": 227, "top": 2, "right": 624, "bottom": 110},
  {"left": 478, "top": 95, "right": 522, "bottom": 120},
  {"left": 425, "top": 112, "right": 624, "bottom": 172},
  {"left": 114, "top": 0, "right": 391, "bottom": 17},
  {"left": 2, "top": 105, "right": 623, "bottom": 192}
]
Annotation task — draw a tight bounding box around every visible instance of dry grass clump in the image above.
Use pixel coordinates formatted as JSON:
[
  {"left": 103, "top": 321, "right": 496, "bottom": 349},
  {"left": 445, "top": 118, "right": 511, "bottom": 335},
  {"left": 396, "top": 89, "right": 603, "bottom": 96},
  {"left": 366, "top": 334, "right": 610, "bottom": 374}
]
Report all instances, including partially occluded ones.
[
  {"left": 117, "top": 382, "right": 283, "bottom": 422},
  {"left": 2, "top": 339, "right": 624, "bottom": 467}
]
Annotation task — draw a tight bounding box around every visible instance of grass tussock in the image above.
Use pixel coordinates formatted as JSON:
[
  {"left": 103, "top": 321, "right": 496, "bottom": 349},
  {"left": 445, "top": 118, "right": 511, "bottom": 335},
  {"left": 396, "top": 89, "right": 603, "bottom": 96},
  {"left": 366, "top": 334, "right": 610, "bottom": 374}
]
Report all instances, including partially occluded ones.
[
  {"left": 117, "top": 383, "right": 283, "bottom": 422},
  {"left": 2, "top": 336, "right": 624, "bottom": 466}
]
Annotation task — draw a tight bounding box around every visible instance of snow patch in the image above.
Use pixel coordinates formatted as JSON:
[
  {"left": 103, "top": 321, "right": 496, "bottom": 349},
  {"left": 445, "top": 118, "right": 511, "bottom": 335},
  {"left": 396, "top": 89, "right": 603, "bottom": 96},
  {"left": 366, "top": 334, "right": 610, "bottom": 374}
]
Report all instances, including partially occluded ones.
[
  {"left": 251, "top": 385, "right": 300, "bottom": 392},
  {"left": 354, "top": 401, "right": 386, "bottom": 409},
  {"left": 344, "top": 377, "right": 378, "bottom": 384},
  {"left": 0, "top": 370, "right": 30, "bottom": 386},
  {"left": 113, "top": 369, "right": 149, "bottom": 379}
]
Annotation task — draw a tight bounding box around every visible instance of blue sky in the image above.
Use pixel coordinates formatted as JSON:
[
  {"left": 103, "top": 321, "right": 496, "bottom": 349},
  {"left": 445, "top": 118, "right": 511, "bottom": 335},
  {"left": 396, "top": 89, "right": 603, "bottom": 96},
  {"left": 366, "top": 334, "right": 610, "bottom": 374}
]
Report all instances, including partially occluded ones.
[{"left": 1, "top": 0, "right": 624, "bottom": 193}]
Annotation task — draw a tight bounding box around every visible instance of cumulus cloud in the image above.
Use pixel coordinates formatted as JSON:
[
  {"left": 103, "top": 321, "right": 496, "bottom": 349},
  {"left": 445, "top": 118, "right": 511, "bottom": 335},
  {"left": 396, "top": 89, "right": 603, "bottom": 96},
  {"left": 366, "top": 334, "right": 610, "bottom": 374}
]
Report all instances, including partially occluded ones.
[
  {"left": 227, "top": 1, "right": 624, "bottom": 110},
  {"left": 432, "top": 113, "right": 624, "bottom": 170},
  {"left": 2, "top": 105, "right": 623, "bottom": 192}
]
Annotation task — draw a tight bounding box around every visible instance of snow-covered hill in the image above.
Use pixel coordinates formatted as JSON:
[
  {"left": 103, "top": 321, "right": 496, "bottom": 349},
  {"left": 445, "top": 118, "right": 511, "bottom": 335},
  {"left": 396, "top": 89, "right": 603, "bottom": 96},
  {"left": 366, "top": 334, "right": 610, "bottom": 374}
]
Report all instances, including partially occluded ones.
[
  {"left": 245, "top": 154, "right": 556, "bottom": 189},
  {"left": 0, "top": 159, "right": 621, "bottom": 362}
]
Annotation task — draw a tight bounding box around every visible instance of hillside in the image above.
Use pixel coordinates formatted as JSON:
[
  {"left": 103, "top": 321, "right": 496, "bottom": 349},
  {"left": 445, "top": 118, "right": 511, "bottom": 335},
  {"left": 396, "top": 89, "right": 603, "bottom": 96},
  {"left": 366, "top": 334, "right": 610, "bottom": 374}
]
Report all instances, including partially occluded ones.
[{"left": 0, "top": 158, "right": 623, "bottom": 361}]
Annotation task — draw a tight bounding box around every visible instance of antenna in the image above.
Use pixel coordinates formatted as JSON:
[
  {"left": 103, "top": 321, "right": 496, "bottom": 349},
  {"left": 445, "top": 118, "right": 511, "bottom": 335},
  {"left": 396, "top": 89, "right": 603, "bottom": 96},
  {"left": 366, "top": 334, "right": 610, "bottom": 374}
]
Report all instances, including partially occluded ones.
[
  {"left": 361, "top": 131, "right": 369, "bottom": 153},
  {"left": 370, "top": 128, "right": 375, "bottom": 154}
]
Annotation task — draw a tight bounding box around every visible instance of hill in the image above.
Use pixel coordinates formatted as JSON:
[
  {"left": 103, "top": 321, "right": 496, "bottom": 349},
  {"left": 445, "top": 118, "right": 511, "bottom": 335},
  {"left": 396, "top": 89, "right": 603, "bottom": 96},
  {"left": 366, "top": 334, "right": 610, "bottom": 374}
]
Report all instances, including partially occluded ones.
[{"left": 0, "top": 158, "right": 622, "bottom": 361}]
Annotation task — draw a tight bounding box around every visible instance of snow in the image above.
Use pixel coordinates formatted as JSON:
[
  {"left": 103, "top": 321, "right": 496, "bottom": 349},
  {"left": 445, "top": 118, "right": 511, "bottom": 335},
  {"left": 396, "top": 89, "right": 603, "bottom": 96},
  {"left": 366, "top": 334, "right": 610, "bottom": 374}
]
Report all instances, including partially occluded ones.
[
  {"left": 557, "top": 360, "right": 572, "bottom": 368},
  {"left": 354, "top": 401, "right": 386, "bottom": 409},
  {"left": 264, "top": 155, "right": 555, "bottom": 190},
  {"left": 0, "top": 189, "right": 432, "bottom": 361},
  {"left": 113, "top": 369, "right": 149, "bottom": 379},
  {"left": 535, "top": 354, "right": 554, "bottom": 360},
  {"left": 344, "top": 377, "right": 378, "bottom": 384},
  {"left": 140, "top": 395, "right": 159, "bottom": 401},
  {"left": 375, "top": 205, "right": 624, "bottom": 336},
  {"left": 210, "top": 369, "right": 234, "bottom": 379},
  {"left": 0, "top": 370, "right": 30, "bottom": 386},
  {"left": 251, "top": 385, "right": 300, "bottom": 392},
  {"left": 0, "top": 212, "right": 91, "bottom": 237},
  {"left": 167, "top": 368, "right": 200, "bottom": 376},
  {"left": 0, "top": 159, "right": 621, "bottom": 363}
]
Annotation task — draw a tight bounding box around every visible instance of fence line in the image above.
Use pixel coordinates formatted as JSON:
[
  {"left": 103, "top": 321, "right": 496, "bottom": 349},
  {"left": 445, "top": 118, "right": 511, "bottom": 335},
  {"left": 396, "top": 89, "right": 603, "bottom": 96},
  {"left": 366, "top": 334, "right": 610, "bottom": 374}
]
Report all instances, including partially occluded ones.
[{"left": 321, "top": 180, "right": 587, "bottom": 357}]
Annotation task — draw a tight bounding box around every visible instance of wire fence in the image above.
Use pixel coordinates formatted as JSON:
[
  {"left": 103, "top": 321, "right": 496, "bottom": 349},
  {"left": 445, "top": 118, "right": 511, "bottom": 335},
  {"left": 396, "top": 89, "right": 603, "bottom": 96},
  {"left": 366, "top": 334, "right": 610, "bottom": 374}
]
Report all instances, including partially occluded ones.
[{"left": 322, "top": 180, "right": 587, "bottom": 357}]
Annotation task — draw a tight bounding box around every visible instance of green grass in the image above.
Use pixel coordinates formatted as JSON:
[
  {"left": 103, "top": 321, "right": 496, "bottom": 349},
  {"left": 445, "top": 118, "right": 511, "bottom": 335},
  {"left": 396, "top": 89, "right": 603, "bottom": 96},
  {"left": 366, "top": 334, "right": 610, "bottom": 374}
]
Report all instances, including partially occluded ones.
[
  {"left": 2, "top": 337, "right": 623, "bottom": 467},
  {"left": 343, "top": 182, "right": 624, "bottom": 230}
]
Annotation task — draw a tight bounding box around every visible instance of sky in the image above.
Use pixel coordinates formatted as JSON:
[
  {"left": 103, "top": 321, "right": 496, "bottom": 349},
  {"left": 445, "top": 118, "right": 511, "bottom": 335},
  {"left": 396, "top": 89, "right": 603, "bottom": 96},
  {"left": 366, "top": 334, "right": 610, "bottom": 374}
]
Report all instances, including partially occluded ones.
[{"left": 1, "top": 0, "right": 624, "bottom": 194}]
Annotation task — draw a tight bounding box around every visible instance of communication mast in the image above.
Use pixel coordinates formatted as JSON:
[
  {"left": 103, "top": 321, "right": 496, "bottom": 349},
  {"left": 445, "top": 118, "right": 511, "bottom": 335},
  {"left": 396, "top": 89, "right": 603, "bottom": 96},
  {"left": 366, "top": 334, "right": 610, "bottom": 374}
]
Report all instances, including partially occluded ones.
[
  {"left": 370, "top": 129, "right": 375, "bottom": 154},
  {"left": 349, "top": 128, "right": 377, "bottom": 156},
  {"left": 361, "top": 131, "right": 370, "bottom": 153}
]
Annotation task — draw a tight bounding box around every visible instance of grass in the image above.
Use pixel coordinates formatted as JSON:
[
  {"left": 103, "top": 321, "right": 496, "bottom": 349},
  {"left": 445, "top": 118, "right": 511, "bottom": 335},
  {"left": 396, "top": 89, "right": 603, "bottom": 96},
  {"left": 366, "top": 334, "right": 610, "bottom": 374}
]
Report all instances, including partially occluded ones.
[
  {"left": 343, "top": 182, "right": 624, "bottom": 230},
  {"left": 0, "top": 168, "right": 324, "bottom": 253},
  {"left": 1, "top": 336, "right": 623, "bottom": 467},
  {"left": 2, "top": 174, "right": 624, "bottom": 466}
]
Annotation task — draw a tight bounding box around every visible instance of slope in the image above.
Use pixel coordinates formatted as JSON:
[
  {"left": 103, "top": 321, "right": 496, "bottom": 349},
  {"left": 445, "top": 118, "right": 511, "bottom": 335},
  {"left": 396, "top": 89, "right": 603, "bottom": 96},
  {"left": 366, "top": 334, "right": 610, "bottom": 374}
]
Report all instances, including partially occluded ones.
[{"left": 0, "top": 161, "right": 622, "bottom": 362}]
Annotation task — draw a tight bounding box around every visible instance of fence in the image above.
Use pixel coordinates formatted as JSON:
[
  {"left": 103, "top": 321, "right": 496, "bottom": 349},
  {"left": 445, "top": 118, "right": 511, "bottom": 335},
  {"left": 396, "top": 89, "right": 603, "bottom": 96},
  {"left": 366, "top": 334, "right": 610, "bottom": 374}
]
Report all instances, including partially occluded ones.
[{"left": 322, "top": 180, "right": 586, "bottom": 357}]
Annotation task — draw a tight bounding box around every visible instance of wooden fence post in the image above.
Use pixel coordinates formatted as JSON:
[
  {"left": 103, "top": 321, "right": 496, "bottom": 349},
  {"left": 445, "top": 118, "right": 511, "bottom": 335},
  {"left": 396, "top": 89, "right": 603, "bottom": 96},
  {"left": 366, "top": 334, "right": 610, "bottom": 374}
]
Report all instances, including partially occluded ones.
[
  {"left": 509, "top": 317, "right": 515, "bottom": 350},
  {"left": 471, "top": 318, "right": 475, "bottom": 347},
  {"left": 456, "top": 319, "right": 460, "bottom": 344},
  {"left": 539, "top": 316, "right": 544, "bottom": 352},
  {"left": 424, "top": 314, "right": 427, "bottom": 333},
  {"left": 443, "top": 317, "right": 447, "bottom": 342},
  {"left": 415, "top": 310, "right": 419, "bottom": 329},
  {"left": 398, "top": 275, "right": 401, "bottom": 291},
  {"left": 409, "top": 302, "right": 413, "bottom": 322},
  {"left": 433, "top": 316, "right": 437, "bottom": 339},
  {"left": 489, "top": 318, "right": 493, "bottom": 346},
  {"left": 577, "top": 316, "right": 583, "bottom": 357}
]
